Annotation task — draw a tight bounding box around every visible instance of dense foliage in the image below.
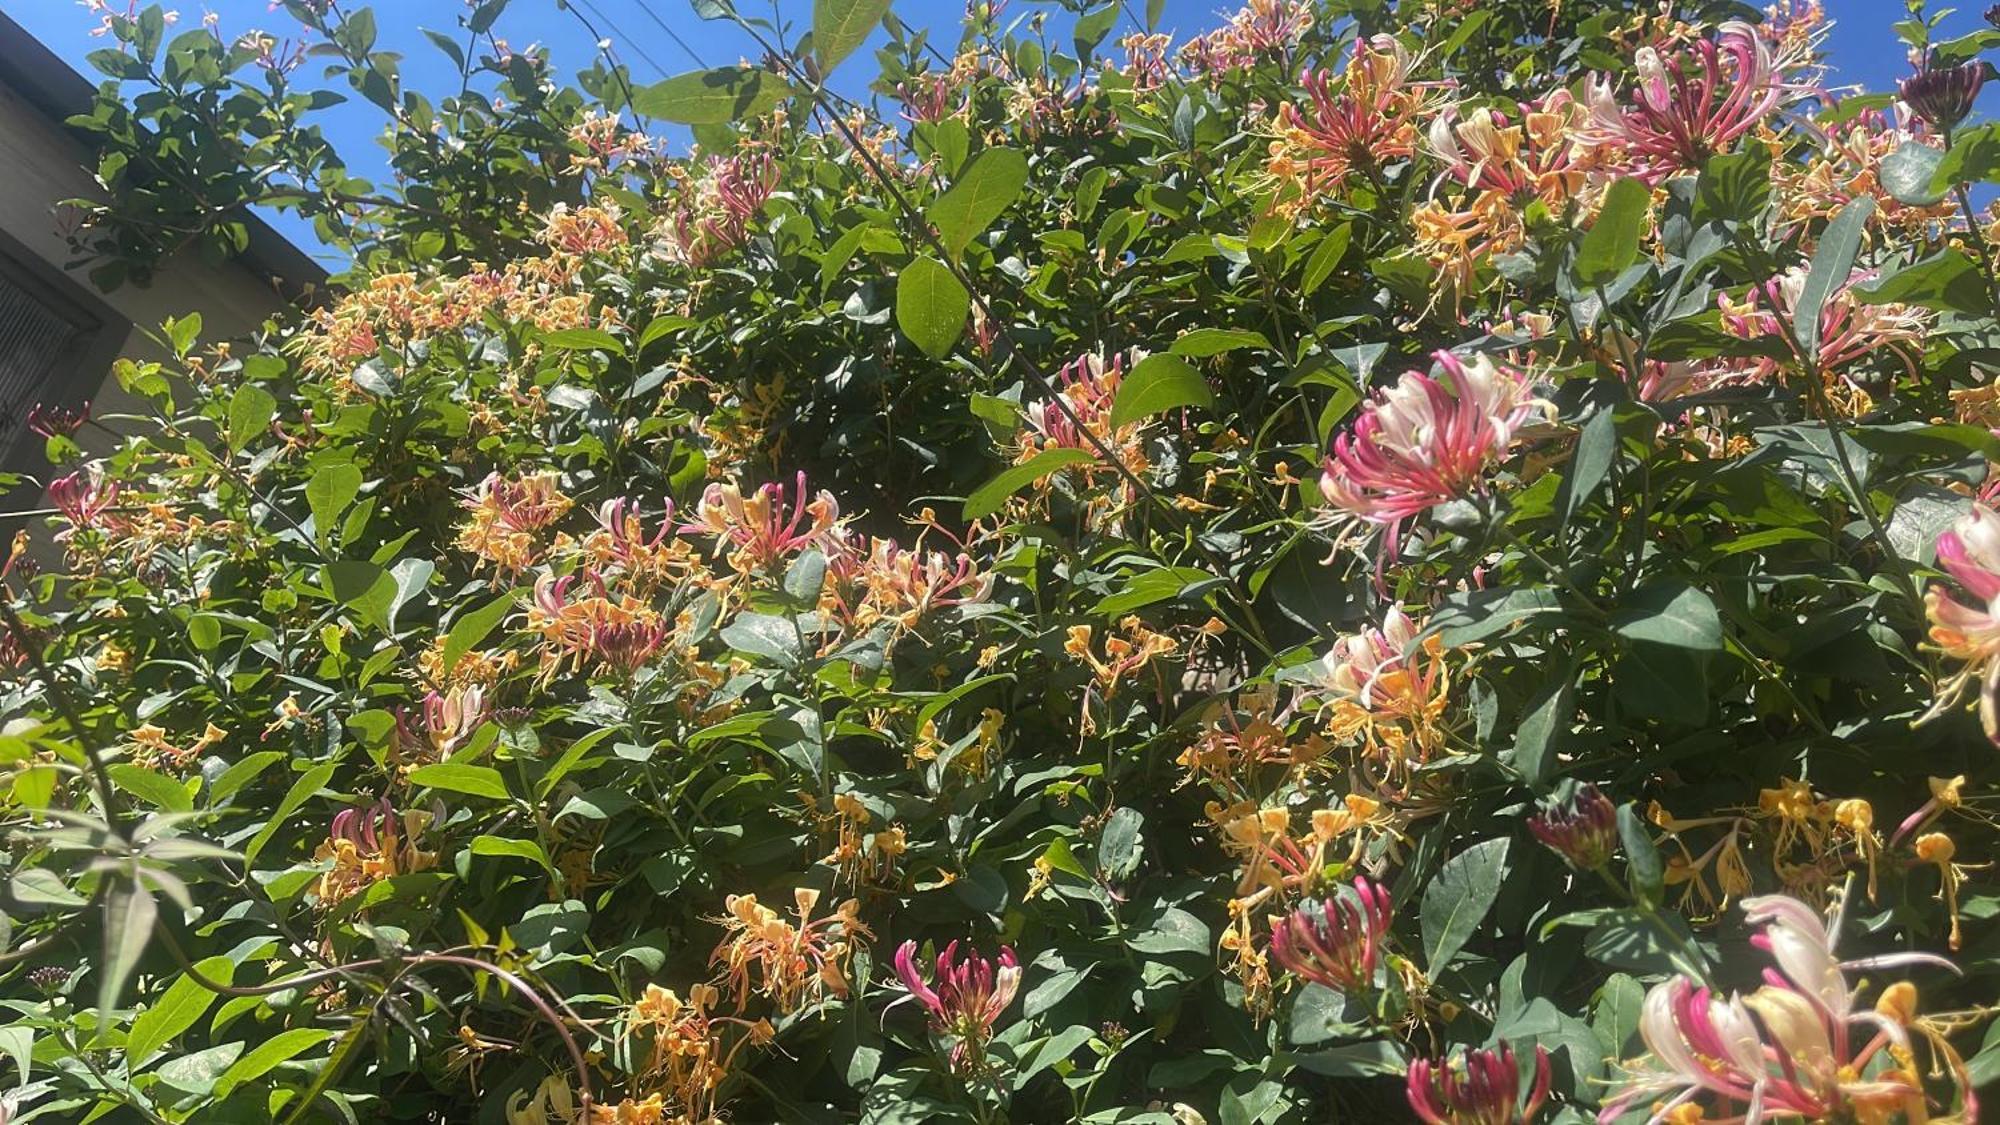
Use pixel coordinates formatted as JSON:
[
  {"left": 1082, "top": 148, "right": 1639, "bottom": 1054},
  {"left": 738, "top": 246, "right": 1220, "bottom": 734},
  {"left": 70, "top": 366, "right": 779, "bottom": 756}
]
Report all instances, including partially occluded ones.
[{"left": 4, "top": 0, "right": 2000, "bottom": 1120}]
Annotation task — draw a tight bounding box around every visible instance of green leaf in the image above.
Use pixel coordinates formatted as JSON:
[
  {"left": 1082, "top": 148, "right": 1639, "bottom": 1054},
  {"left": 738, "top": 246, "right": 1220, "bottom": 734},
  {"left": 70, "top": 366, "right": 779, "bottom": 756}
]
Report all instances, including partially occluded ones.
[
  {"left": 128, "top": 956, "right": 236, "bottom": 1066},
  {"left": 325, "top": 560, "right": 395, "bottom": 632},
  {"left": 1511, "top": 676, "right": 1572, "bottom": 788},
  {"left": 1851, "top": 248, "right": 1991, "bottom": 316},
  {"left": 155, "top": 1041, "right": 243, "bottom": 1097},
  {"left": 540, "top": 327, "right": 624, "bottom": 353},
  {"left": 386, "top": 558, "right": 433, "bottom": 633},
  {"left": 1128, "top": 906, "right": 1211, "bottom": 957},
  {"left": 98, "top": 876, "right": 157, "bottom": 1023},
  {"left": 245, "top": 762, "right": 336, "bottom": 865},
  {"left": 470, "top": 834, "right": 554, "bottom": 873},
  {"left": 1794, "top": 196, "right": 1874, "bottom": 357},
  {"left": 962, "top": 448, "right": 1095, "bottom": 520},
  {"left": 1299, "top": 224, "right": 1352, "bottom": 296},
  {"left": 166, "top": 312, "right": 202, "bottom": 358},
  {"left": 814, "top": 0, "right": 891, "bottom": 73},
  {"left": 720, "top": 612, "right": 804, "bottom": 666},
  {"left": 1420, "top": 837, "right": 1510, "bottom": 973},
  {"left": 630, "top": 66, "right": 790, "bottom": 125},
  {"left": 406, "top": 762, "right": 511, "bottom": 802},
  {"left": 1170, "top": 328, "right": 1271, "bottom": 357},
  {"left": 1108, "top": 354, "right": 1213, "bottom": 429},
  {"left": 1072, "top": 2, "right": 1117, "bottom": 56},
  {"left": 1558, "top": 408, "right": 1617, "bottom": 527},
  {"left": 10, "top": 868, "right": 84, "bottom": 907},
  {"left": 107, "top": 763, "right": 194, "bottom": 812},
  {"left": 1618, "top": 804, "right": 1665, "bottom": 904},
  {"left": 440, "top": 593, "right": 516, "bottom": 677},
  {"left": 1574, "top": 177, "right": 1649, "bottom": 288},
  {"left": 1613, "top": 582, "right": 1721, "bottom": 650},
  {"left": 895, "top": 256, "right": 969, "bottom": 359},
  {"left": 209, "top": 751, "right": 284, "bottom": 804},
  {"left": 928, "top": 147, "right": 1028, "bottom": 258},
  {"left": 226, "top": 384, "right": 276, "bottom": 454},
  {"left": 306, "top": 462, "right": 363, "bottom": 544},
  {"left": 214, "top": 1027, "right": 338, "bottom": 1097},
  {"left": 1881, "top": 141, "right": 1947, "bottom": 205},
  {"left": 1097, "top": 807, "right": 1144, "bottom": 879},
  {"left": 1931, "top": 122, "right": 2000, "bottom": 191},
  {"left": 1094, "top": 567, "right": 1226, "bottom": 617}
]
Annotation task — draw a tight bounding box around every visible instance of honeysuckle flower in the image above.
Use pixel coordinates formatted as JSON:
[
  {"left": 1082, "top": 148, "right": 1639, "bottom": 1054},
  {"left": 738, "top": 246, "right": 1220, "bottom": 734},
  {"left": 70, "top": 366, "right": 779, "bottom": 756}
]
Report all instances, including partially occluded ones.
[
  {"left": 396, "top": 683, "right": 488, "bottom": 765},
  {"left": 709, "top": 888, "right": 869, "bottom": 1014},
  {"left": 1528, "top": 783, "right": 1618, "bottom": 870},
  {"left": 1599, "top": 894, "right": 1960, "bottom": 1125},
  {"left": 1581, "top": 22, "right": 1797, "bottom": 183},
  {"left": 1306, "top": 606, "right": 1450, "bottom": 771},
  {"left": 1913, "top": 832, "right": 1968, "bottom": 951},
  {"left": 1923, "top": 504, "right": 2000, "bottom": 744},
  {"left": 315, "top": 798, "right": 439, "bottom": 906},
  {"left": 538, "top": 202, "right": 628, "bottom": 257},
  {"left": 1268, "top": 876, "right": 1392, "bottom": 994},
  {"left": 1899, "top": 54, "right": 1995, "bottom": 133},
  {"left": 1775, "top": 107, "right": 1951, "bottom": 230},
  {"left": 1179, "top": 0, "right": 1312, "bottom": 75},
  {"left": 1426, "top": 91, "right": 1588, "bottom": 203},
  {"left": 528, "top": 571, "right": 673, "bottom": 677},
  {"left": 1319, "top": 351, "right": 1542, "bottom": 558},
  {"left": 1064, "top": 615, "right": 1178, "bottom": 696},
  {"left": 1717, "top": 267, "right": 1930, "bottom": 414},
  {"left": 1267, "top": 36, "right": 1437, "bottom": 211},
  {"left": 26, "top": 400, "right": 90, "bottom": 439},
  {"left": 581, "top": 497, "right": 696, "bottom": 587},
  {"left": 661, "top": 149, "right": 777, "bottom": 267},
  {"left": 458, "top": 471, "right": 574, "bottom": 574},
  {"left": 1407, "top": 1043, "right": 1551, "bottom": 1125},
  {"left": 1020, "top": 350, "right": 1150, "bottom": 486},
  {"left": 893, "top": 939, "right": 1020, "bottom": 1070},
  {"left": 685, "top": 472, "right": 841, "bottom": 575},
  {"left": 48, "top": 466, "right": 123, "bottom": 540}
]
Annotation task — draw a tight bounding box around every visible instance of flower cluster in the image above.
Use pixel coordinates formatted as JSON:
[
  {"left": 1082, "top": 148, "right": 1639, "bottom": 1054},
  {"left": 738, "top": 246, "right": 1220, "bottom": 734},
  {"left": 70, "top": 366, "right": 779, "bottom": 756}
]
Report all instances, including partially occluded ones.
[
  {"left": 1601, "top": 895, "right": 1967, "bottom": 1124},
  {"left": 1319, "top": 352, "right": 1542, "bottom": 557}
]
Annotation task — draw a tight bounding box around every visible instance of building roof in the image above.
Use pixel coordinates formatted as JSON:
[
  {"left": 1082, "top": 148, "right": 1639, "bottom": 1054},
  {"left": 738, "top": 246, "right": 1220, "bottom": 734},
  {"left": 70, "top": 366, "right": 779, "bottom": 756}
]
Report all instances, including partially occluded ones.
[{"left": 0, "top": 9, "right": 328, "bottom": 297}]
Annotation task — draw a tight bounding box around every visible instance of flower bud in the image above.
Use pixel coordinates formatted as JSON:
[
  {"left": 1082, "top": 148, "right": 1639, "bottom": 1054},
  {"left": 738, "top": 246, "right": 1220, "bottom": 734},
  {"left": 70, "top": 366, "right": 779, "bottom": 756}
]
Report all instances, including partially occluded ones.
[
  {"left": 1900, "top": 57, "right": 1996, "bottom": 132},
  {"left": 1527, "top": 783, "right": 1618, "bottom": 870},
  {"left": 1407, "top": 1042, "right": 1551, "bottom": 1124}
]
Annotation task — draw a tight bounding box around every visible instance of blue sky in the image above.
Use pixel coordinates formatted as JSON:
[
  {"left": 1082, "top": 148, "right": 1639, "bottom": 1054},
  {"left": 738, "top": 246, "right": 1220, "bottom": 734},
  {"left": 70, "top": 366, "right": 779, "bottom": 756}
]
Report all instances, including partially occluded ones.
[{"left": 8, "top": 0, "right": 1995, "bottom": 266}]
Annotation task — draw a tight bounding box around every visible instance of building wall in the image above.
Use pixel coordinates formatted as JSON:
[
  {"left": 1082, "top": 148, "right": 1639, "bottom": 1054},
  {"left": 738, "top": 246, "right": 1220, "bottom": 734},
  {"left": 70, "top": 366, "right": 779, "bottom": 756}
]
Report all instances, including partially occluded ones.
[{"left": 0, "top": 63, "right": 313, "bottom": 484}]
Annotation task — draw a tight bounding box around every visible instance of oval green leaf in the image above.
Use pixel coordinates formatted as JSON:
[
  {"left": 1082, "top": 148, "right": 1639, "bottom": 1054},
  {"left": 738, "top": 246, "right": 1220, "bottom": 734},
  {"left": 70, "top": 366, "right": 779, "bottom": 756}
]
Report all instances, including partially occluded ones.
[
  {"left": 630, "top": 66, "right": 789, "bottom": 125},
  {"left": 1108, "top": 353, "right": 1213, "bottom": 429},
  {"left": 895, "top": 255, "right": 969, "bottom": 359},
  {"left": 963, "top": 447, "right": 1096, "bottom": 520},
  {"left": 928, "top": 147, "right": 1028, "bottom": 258}
]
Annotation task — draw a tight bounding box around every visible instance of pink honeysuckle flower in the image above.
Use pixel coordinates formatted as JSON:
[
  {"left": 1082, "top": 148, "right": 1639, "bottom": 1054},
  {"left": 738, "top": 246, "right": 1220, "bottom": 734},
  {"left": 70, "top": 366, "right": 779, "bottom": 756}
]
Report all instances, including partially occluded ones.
[
  {"left": 684, "top": 471, "right": 841, "bottom": 575},
  {"left": 1717, "top": 267, "right": 1930, "bottom": 386},
  {"left": 1319, "top": 351, "right": 1541, "bottom": 557},
  {"left": 1025, "top": 351, "right": 1129, "bottom": 454},
  {"left": 1424, "top": 91, "right": 1587, "bottom": 202},
  {"left": 893, "top": 939, "right": 1020, "bottom": 1070},
  {"left": 1581, "top": 22, "right": 1797, "bottom": 183},
  {"left": 47, "top": 466, "right": 123, "bottom": 540},
  {"left": 1599, "top": 894, "right": 1959, "bottom": 1125},
  {"left": 26, "top": 400, "right": 90, "bottom": 439},
  {"left": 1923, "top": 503, "right": 2000, "bottom": 743},
  {"left": 1407, "top": 1042, "right": 1550, "bottom": 1125},
  {"left": 1268, "top": 876, "right": 1392, "bottom": 994},
  {"left": 421, "top": 683, "right": 488, "bottom": 758}
]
